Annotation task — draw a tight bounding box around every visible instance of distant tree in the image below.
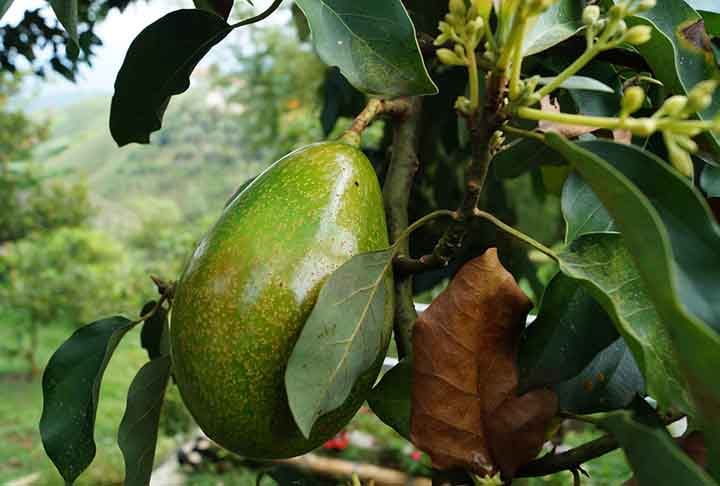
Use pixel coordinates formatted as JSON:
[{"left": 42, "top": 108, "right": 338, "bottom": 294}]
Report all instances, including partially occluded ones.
[
  {"left": 0, "top": 0, "right": 140, "bottom": 80},
  {"left": 0, "top": 73, "right": 92, "bottom": 244}
]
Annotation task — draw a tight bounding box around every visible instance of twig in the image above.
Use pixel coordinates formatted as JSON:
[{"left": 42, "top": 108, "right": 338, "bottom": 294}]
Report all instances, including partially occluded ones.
[
  {"left": 383, "top": 97, "right": 424, "bottom": 359},
  {"left": 516, "top": 412, "right": 685, "bottom": 478},
  {"left": 396, "top": 72, "right": 508, "bottom": 275},
  {"left": 515, "top": 434, "right": 618, "bottom": 478},
  {"left": 230, "top": 0, "right": 284, "bottom": 29},
  {"left": 342, "top": 98, "right": 413, "bottom": 146}
]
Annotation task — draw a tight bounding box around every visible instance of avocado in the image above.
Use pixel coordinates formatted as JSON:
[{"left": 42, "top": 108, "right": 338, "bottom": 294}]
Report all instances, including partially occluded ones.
[{"left": 170, "top": 141, "right": 392, "bottom": 458}]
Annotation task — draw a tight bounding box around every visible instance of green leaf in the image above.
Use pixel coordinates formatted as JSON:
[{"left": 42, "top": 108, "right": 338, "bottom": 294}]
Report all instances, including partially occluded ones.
[
  {"left": 139, "top": 302, "right": 169, "bottom": 360},
  {"left": 118, "top": 356, "right": 172, "bottom": 486},
  {"left": 193, "top": 0, "right": 234, "bottom": 20},
  {"left": 0, "top": 0, "right": 14, "bottom": 20},
  {"left": 701, "top": 165, "right": 720, "bottom": 197},
  {"left": 493, "top": 138, "right": 565, "bottom": 179},
  {"left": 293, "top": 0, "right": 438, "bottom": 97},
  {"left": 545, "top": 133, "right": 720, "bottom": 477},
  {"left": 286, "top": 248, "right": 394, "bottom": 438},
  {"left": 49, "top": 0, "right": 78, "bottom": 44},
  {"left": 523, "top": 0, "right": 584, "bottom": 56},
  {"left": 518, "top": 273, "right": 619, "bottom": 392},
  {"left": 555, "top": 339, "right": 644, "bottom": 413},
  {"left": 626, "top": 0, "right": 720, "bottom": 151},
  {"left": 367, "top": 360, "right": 411, "bottom": 439},
  {"left": 599, "top": 410, "right": 716, "bottom": 485},
  {"left": 536, "top": 75, "right": 615, "bottom": 93},
  {"left": 110, "top": 10, "right": 231, "bottom": 146},
  {"left": 562, "top": 172, "right": 616, "bottom": 243},
  {"left": 39, "top": 316, "right": 135, "bottom": 484}
]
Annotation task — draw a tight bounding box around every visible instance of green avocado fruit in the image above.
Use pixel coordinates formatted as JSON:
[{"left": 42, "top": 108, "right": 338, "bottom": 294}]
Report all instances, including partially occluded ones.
[{"left": 170, "top": 141, "right": 393, "bottom": 458}]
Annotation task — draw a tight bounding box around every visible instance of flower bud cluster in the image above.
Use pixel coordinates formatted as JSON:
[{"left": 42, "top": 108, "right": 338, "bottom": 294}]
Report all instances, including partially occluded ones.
[
  {"left": 435, "top": 0, "right": 487, "bottom": 67},
  {"left": 652, "top": 80, "right": 719, "bottom": 177},
  {"left": 581, "top": 0, "right": 654, "bottom": 50}
]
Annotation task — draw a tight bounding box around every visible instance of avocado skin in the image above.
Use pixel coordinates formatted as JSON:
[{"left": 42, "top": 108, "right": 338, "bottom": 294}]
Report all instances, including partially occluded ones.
[{"left": 170, "top": 142, "right": 392, "bottom": 458}]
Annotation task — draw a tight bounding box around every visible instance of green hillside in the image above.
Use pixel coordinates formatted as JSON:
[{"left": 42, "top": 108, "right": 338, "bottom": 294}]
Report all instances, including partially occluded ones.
[{"left": 35, "top": 92, "right": 266, "bottom": 233}]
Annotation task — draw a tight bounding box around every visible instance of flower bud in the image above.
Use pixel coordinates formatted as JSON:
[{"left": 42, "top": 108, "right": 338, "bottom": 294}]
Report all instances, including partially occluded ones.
[
  {"left": 637, "top": 0, "right": 657, "bottom": 12},
  {"left": 690, "top": 80, "right": 718, "bottom": 97},
  {"left": 687, "top": 93, "right": 712, "bottom": 113},
  {"left": 609, "top": 4, "right": 626, "bottom": 20},
  {"left": 661, "top": 95, "right": 688, "bottom": 117},
  {"left": 437, "top": 48, "right": 466, "bottom": 66},
  {"left": 668, "top": 145, "right": 694, "bottom": 178},
  {"left": 434, "top": 32, "right": 450, "bottom": 46},
  {"left": 583, "top": 5, "right": 601, "bottom": 26},
  {"left": 449, "top": 0, "right": 467, "bottom": 17},
  {"left": 454, "top": 96, "right": 472, "bottom": 113},
  {"left": 616, "top": 20, "right": 628, "bottom": 36},
  {"left": 686, "top": 80, "right": 716, "bottom": 112},
  {"left": 675, "top": 135, "right": 699, "bottom": 154},
  {"left": 622, "top": 86, "right": 645, "bottom": 115},
  {"left": 624, "top": 25, "right": 652, "bottom": 45}
]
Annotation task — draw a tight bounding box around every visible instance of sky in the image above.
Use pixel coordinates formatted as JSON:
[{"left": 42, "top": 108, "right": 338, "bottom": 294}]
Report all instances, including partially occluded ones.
[{"left": 1, "top": 0, "right": 287, "bottom": 109}]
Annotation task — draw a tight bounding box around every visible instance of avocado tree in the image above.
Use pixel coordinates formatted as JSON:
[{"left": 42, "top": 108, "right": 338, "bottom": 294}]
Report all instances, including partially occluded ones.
[{"left": 36, "top": 0, "right": 720, "bottom": 484}]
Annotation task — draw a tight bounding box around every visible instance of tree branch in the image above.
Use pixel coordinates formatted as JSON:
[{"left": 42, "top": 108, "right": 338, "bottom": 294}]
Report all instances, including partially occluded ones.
[
  {"left": 515, "top": 434, "right": 618, "bottom": 478},
  {"left": 383, "top": 97, "right": 424, "bottom": 359},
  {"left": 342, "top": 98, "right": 413, "bottom": 146},
  {"left": 396, "top": 72, "right": 508, "bottom": 275}
]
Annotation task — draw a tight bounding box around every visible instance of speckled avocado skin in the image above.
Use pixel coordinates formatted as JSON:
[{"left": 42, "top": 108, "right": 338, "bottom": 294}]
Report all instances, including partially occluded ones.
[{"left": 170, "top": 142, "right": 392, "bottom": 458}]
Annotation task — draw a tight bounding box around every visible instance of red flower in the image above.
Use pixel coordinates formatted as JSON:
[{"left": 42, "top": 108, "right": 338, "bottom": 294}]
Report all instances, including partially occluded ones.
[
  {"left": 410, "top": 450, "right": 422, "bottom": 461},
  {"left": 322, "top": 431, "right": 350, "bottom": 451}
]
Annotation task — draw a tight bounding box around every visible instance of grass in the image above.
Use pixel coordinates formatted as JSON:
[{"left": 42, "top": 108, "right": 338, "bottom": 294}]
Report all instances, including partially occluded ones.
[
  {"left": 0, "top": 324, "right": 180, "bottom": 486},
  {"left": 0, "top": 321, "right": 632, "bottom": 486}
]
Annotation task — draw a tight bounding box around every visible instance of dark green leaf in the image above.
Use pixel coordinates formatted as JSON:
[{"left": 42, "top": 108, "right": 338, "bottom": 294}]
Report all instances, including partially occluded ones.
[
  {"left": 599, "top": 410, "right": 715, "bottom": 485},
  {"left": 701, "top": 165, "right": 720, "bottom": 197},
  {"left": 545, "top": 133, "right": 720, "bottom": 476},
  {"left": 562, "top": 172, "right": 616, "bottom": 243},
  {"left": 294, "top": 0, "right": 437, "bottom": 97},
  {"left": 555, "top": 339, "right": 644, "bottom": 413},
  {"left": 118, "top": 356, "right": 172, "bottom": 486},
  {"left": 49, "top": 0, "right": 78, "bottom": 43},
  {"left": 40, "top": 316, "right": 135, "bottom": 484},
  {"left": 565, "top": 61, "right": 622, "bottom": 117},
  {"left": 627, "top": 1, "right": 720, "bottom": 151},
  {"left": 518, "top": 273, "right": 619, "bottom": 392},
  {"left": 110, "top": 10, "right": 231, "bottom": 146},
  {"left": 367, "top": 359, "right": 411, "bottom": 439},
  {"left": 559, "top": 233, "right": 693, "bottom": 418},
  {"left": 193, "top": 0, "right": 234, "bottom": 19},
  {"left": 320, "top": 67, "right": 367, "bottom": 136},
  {"left": 140, "top": 302, "right": 169, "bottom": 360},
  {"left": 536, "top": 75, "right": 615, "bottom": 93},
  {"left": 0, "top": 0, "right": 14, "bottom": 20},
  {"left": 286, "top": 249, "right": 394, "bottom": 438},
  {"left": 523, "top": 0, "right": 584, "bottom": 55},
  {"left": 493, "top": 138, "right": 565, "bottom": 179}
]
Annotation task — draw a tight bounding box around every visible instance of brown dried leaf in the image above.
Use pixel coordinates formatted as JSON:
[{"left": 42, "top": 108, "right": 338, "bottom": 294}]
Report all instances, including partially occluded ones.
[{"left": 410, "top": 249, "right": 558, "bottom": 478}]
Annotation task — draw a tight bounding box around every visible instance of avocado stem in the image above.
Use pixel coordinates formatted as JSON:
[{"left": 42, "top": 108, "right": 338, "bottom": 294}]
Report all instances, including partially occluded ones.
[{"left": 341, "top": 98, "right": 413, "bottom": 146}]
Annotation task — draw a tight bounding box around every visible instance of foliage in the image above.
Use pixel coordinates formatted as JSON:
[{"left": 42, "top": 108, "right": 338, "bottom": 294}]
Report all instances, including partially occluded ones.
[
  {"left": 0, "top": 1, "right": 140, "bottom": 80},
  {"left": 1, "top": 227, "right": 133, "bottom": 325}
]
